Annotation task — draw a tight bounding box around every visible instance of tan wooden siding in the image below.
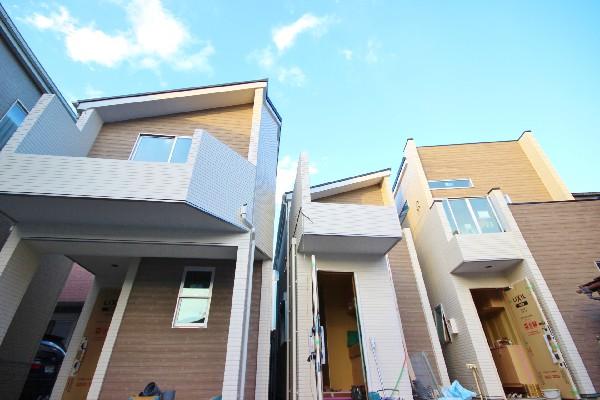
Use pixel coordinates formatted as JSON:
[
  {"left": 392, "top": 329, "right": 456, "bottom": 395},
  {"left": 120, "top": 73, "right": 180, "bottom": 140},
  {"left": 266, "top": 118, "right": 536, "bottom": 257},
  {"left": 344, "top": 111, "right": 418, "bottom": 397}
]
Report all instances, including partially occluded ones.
[
  {"left": 99, "top": 258, "right": 235, "bottom": 400},
  {"left": 388, "top": 240, "right": 442, "bottom": 383},
  {"left": 244, "top": 261, "right": 262, "bottom": 399},
  {"left": 88, "top": 104, "right": 254, "bottom": 159},
  {"left": 313, "top": 183, "right": 385, "bottom": 206},
  {"left": 510, "top": 200, "right": 600, "bottom": 385},
  {"left": 417, "top": 141, "right": 553, "bottom": 202}
]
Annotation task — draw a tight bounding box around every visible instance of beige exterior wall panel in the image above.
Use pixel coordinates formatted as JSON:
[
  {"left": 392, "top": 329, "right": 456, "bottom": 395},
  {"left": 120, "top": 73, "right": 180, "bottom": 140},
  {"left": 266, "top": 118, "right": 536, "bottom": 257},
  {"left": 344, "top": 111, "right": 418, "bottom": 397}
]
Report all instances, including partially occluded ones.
[
  {"left": 88, "top": 104, "right": 253, "bottom": 159},
  {"left": 417, "top": 141, "right": 553, "bottom": 202},
  {"left": 388, "top": 239, "right": 444, "bottom": 384},
  {"left": 99, "top": 258, "right": 236, "bottom": 400},
  {"left": 313, "top": 183, "right": 385, "bottom": 206},
  {"left": 510, "top": 200, "right": 600, "bottom": 386}
]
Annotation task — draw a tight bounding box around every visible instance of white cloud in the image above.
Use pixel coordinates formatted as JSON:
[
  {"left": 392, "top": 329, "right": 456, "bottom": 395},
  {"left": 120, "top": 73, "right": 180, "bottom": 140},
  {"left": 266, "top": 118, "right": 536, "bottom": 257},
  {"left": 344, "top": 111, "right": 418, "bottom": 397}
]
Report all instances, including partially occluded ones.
[
  {"left": 84, "top": 84, "right": 103, "bottom": 98},
  {"left": 172, "top": 43, "right": 215, "bottom": 72},
  {"left": 276, "top": 155, "right": 318, "bottom": 202},
  {"left": 365, "top": 39, "right": 381, "bottom": 64},
  {"left": 26, "top": 1, "right": 214, "bottom": 72},
  {"left": 341, "top": 49, "right": 353, "bottom": 60},
  {"left": 277, "top": 66, "right": 306, "bottom": 87},
  {"left": 249, "top": 47, "right": 275, "bottom": 69},
  {"left": 272, "top": 13, "right": 329, "bottom": 52}
]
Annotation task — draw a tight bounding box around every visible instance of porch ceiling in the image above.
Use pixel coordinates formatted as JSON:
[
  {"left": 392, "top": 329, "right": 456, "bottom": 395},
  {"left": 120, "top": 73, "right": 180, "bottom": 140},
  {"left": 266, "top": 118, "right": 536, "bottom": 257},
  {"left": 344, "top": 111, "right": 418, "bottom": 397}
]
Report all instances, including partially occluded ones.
[
  {"left": 0, "top": 194, "right": 243, "bottom": 232},
  {"left": 451, "top": 259, "right": 521, "bottom": 274}
]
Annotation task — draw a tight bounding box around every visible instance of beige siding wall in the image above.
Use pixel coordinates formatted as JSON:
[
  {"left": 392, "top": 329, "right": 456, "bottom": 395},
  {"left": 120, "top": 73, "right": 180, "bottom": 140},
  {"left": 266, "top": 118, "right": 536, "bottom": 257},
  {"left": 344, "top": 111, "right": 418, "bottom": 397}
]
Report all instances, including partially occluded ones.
[
  {"left": 99, "top": 258, "right": 235, "bottom": 400},
  {"left": 88, "top": 104, "right": 254, "bottom": 159},
  {"left": 314, "top": 183, "right": 385, "bottom": 206},
  {"left": 417, "top": 141, "right": 553, "bottom": 202},
  {"left": 510, "top": 200, "right": 600, "bottom": 385},
  {"left": 388, "top": 240, "right": 442, "bottom": 383},
  {"left": 244, "top": 261, "right": 262, "bottom": 400}
]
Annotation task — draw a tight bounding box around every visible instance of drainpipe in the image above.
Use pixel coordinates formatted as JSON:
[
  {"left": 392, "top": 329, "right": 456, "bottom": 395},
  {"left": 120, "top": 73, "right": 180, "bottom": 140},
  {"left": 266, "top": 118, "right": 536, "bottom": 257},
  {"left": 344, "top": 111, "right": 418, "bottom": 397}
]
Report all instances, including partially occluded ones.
[
  {"left": 290, "top": 236, "right": 298, "bottom": 400},
  {"left": 239, "top": 205, "right": 256, "bottom": 400}
]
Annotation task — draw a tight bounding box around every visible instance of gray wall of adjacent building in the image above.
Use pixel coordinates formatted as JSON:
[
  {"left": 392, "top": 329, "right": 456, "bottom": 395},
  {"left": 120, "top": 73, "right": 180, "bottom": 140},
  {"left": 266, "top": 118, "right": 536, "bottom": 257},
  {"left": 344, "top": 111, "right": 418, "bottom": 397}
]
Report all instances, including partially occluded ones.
[{"left": 0, "top": 38, "right": 42, "bottom": 116}]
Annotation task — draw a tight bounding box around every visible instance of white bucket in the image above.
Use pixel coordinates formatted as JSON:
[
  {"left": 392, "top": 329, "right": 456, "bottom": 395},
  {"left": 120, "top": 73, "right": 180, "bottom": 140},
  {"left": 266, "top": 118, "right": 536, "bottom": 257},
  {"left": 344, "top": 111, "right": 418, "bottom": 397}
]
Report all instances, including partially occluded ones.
[{"left": 542, "top": 389, "right": 562, "bottom": 400}]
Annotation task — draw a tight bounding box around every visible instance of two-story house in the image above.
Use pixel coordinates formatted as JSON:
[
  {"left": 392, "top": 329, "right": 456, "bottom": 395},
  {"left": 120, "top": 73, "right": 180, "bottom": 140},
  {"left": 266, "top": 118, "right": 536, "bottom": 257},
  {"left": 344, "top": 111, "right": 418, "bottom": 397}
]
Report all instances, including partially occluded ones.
[
  {"left": 272, "top": 154, "right": 450, "bottom": 400},
  {"left": 394, "top": 132, "right": 598, "bottom": 399},
  {"left": 0, "top": 79, "right": 280, "bottom": 400}
]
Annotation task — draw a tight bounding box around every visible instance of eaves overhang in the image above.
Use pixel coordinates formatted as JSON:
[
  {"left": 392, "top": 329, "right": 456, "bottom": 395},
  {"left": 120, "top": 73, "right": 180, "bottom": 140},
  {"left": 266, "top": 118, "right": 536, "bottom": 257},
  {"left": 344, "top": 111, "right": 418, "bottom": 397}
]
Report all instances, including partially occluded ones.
[{"left": 75, "top": 79, "right": 274, "bottom": 123}]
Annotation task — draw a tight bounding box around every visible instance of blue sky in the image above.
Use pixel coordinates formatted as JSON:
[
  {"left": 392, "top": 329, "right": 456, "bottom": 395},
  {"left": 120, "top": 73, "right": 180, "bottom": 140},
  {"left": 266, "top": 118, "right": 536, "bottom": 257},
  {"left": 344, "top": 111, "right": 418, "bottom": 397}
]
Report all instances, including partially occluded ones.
[{"left": 4, "top": 0, "right": 600, "bottom": 196}]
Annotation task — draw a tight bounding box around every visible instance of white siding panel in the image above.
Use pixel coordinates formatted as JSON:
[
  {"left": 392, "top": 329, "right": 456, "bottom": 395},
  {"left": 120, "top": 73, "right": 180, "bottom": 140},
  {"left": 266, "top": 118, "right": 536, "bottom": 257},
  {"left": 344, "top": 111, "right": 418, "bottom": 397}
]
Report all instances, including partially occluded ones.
[
  {"left": 302, "top": 203, "right": 401, "bottom": 238},
  {"left": 187, "top": 131, "right": 256, "bottom": 228},
  {"left": 295, "top": 254, "right": 413, "bottom": 399},
  {"left": 14, "top": 95, "right": 94, "bottom": 156},
  {"left": 251, "top": 106, "right": 280, "bottom": 257}
]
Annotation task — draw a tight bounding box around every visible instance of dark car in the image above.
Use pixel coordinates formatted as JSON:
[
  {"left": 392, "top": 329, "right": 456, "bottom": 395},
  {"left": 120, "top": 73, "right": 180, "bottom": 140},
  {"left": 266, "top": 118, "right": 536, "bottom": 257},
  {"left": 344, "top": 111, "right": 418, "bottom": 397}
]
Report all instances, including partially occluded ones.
[{"left": 20, "top": 335, "right": 66, "bottom": 400}]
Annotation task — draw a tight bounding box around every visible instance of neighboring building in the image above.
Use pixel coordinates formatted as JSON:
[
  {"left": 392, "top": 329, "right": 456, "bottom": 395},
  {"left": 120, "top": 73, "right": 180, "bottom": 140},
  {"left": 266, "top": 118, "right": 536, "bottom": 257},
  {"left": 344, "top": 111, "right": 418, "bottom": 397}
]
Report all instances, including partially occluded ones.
[
  {"left": 394, "top": 132, "right": 598, "bottom": 399},
  {"left": 272, "top": 155, "right": 449, "bottom": 400},
  {"left": 0, "top": 2, "right": 74, "bottom": 247},
  {"left": 0, "top": 78, "right": 281, "bottom": 400}
]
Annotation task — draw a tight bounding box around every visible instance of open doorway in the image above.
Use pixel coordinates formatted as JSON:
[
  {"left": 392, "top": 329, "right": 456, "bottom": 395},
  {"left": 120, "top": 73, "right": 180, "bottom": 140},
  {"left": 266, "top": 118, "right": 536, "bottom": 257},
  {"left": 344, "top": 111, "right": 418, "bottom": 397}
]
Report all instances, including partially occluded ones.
[
  {"left": 471, "top": 288, "right": 539, "bottom": 397},
  {"left": 317, "top": 271, "right": 366, "bottom": 398},
  {"left": 471, "top": 286, "right": 578, "bottom": 399}
]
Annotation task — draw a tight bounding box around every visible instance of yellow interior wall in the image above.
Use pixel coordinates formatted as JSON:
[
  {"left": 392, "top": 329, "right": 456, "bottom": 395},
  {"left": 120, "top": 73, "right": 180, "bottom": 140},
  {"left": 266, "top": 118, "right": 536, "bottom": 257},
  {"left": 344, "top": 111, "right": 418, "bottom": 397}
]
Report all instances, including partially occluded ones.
[{"left": 319, "top": 273, "right": 364, "bottom": 391}]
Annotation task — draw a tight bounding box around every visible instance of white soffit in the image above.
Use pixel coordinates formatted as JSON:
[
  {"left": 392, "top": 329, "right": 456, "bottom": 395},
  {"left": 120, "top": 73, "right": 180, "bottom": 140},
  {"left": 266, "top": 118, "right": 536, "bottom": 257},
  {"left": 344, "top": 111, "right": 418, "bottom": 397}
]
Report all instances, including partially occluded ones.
[
  {"left": 77, "top": 81, "right": 266, "bottom": 123},
  {"left": 310, "top": 170, "right": 389, "bottom": 201}
]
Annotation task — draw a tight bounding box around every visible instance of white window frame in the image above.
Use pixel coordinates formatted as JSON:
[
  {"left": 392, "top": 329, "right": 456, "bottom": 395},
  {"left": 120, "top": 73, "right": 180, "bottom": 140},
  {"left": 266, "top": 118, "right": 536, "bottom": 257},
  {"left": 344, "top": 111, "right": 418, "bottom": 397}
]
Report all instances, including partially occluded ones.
[
  {"left": 441, "top": 196, "right": 504, "bottom": 235},
  {"left": 172, "top": 266, "right": 215, "bottom": 328},
  {"left": 129, "top": 133, "right": 192, "bottom": 163},
  {"left": 428, "top": 178, "right": 473, "bottom": 190}
]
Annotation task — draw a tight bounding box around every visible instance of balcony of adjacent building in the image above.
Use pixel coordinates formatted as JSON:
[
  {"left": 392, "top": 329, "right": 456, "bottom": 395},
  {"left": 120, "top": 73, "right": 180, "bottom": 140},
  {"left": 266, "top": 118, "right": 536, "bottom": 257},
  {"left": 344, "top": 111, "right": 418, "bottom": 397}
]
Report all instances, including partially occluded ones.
[
  {"left": 0, "top": 93, "right": 257, "bottom": 233},
  {"left": 425, "top": 194, "right": 523, "bottom": 274},
  {"left": 288, "top": 161, "right": 403, "bottom": 255},
  {"left": 297, "top": 200, "right": 402, "bottom": 254}
]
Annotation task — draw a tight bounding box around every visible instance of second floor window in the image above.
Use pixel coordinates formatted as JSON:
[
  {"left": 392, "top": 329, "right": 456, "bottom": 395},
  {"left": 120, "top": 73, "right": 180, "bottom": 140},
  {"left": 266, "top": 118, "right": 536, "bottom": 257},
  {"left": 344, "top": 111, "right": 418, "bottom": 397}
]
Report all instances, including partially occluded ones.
[
  {"left": 442, "top": 197, "right": 503, "bottom": 235},
  {"left": 0, "top": 101, "right": 28, "bottom": 151},
  {"left": 131, "top": 134, "right": 192, "bottom": 163}
]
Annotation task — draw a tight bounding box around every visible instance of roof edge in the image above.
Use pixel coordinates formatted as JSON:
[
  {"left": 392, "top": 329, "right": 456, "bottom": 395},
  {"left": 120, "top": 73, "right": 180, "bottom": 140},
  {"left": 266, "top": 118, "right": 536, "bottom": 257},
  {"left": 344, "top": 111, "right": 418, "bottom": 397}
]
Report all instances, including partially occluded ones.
[
  {"left": 75, "top": 78, "right": 269, "bottom": 106},
  {"left": 0, "top": 3, "right": 75, "bottom": 119}
]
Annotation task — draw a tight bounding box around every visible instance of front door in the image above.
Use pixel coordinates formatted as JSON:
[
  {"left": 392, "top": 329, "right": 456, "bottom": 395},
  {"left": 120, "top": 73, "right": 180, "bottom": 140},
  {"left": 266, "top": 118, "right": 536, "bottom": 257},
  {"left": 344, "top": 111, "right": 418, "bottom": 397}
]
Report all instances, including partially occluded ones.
[{"left": 504, "top": 278, "right": 579, "bottom": 399}]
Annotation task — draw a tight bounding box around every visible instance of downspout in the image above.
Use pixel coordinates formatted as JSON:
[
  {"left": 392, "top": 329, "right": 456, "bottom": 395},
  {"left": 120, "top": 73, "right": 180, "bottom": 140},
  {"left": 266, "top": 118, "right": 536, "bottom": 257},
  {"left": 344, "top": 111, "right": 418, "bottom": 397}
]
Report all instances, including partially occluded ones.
[
  {"left": 290, "top": 236, "right": 298, "bottom": 400},
  {"left": 284, "top": 200, "right": 292, "bottom": 400},
  {"left": 239, "top": 205, "right": 256, "bottom": 400}
]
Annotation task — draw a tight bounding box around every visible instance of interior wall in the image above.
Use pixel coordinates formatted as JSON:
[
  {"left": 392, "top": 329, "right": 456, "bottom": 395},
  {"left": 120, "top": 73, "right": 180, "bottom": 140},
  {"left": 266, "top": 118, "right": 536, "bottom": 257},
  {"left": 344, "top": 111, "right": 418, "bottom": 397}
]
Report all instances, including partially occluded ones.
[{"left": 318, "top": 272, "right": 362, "bottom": 391}]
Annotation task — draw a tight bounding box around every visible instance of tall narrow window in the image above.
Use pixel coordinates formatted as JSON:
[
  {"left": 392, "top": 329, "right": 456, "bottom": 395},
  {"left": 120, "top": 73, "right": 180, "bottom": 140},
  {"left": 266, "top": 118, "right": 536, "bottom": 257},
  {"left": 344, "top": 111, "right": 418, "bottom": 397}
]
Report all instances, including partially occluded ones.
[
  {"left": 0, "top": 101, "right": 28, "bottom": 150},
  {"left": 173, "top": 267, "right": 215, "bottom": 328},
  {"left": 131, "top": 134, "right": 191, "bottom": 163}
]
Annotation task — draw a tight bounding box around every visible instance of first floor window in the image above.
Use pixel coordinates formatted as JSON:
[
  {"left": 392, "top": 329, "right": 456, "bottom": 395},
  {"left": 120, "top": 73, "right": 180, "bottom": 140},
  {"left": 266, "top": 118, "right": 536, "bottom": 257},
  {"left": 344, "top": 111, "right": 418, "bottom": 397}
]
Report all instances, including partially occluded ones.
[
  {"left": 0, "top": 101, "right": 28, "bottom": 150},
  {"left": 131, "top": 134, "right": 192, "bottom": 163},
  {"left": 173, "top": 267, "right": 215, "bottom": 328}
]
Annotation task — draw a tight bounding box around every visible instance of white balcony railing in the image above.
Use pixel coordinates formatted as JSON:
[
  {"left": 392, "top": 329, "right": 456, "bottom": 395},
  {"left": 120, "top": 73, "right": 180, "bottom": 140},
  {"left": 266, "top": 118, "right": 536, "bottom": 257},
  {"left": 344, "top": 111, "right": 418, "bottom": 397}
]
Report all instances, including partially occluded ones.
[
  {"left": 297, "top": 202, "right": 402, "bottom": 255},
  {"left": 0, "top": 95, "right": 256, "bottom": 231}
]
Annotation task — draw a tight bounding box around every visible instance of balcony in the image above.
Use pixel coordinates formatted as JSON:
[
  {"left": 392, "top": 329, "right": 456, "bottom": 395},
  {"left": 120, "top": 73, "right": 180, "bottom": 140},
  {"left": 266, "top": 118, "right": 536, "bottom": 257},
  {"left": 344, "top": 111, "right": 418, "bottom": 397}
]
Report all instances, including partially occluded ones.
[
  {"left": 427, "top": 198, "right": 523, "bottom": 273},
  {"left": 297, "top": 202, "right": 402, "bottom": 255},
  {"left": 0, "top": 95, "right": 256, "bottom": 232}
]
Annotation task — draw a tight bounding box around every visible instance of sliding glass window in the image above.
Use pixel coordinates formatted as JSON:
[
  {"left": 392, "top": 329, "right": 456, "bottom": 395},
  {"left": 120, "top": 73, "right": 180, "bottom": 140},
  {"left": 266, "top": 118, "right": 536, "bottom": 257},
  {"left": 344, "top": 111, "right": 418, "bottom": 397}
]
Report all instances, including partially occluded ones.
[
  {"left": 131, "top": 134, "right": 192, "bottom": 163},
  {"left": 442, "top": 197, "right": 503, "bottom": 235}
]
